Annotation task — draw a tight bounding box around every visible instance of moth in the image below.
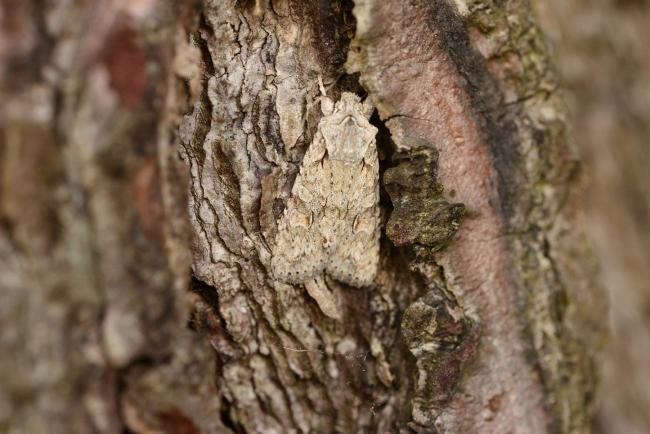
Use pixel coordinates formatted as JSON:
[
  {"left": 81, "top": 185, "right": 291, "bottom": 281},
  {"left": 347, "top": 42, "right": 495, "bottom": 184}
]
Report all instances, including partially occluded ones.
[{"left": 271, "top": 82, "right": 380, "bottom": 288}]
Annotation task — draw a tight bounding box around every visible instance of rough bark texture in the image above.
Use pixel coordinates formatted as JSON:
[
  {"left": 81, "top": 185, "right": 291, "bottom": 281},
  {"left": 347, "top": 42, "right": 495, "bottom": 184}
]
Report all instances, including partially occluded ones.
[
  {"left": 0, "top": 1, "right": 197, "bottom": 432},
  {"left": 535, "top": 1, "right": 650, "bottom": 433},
  {"left": 0, "top": 1, "right": 604, "bottom": 433}
]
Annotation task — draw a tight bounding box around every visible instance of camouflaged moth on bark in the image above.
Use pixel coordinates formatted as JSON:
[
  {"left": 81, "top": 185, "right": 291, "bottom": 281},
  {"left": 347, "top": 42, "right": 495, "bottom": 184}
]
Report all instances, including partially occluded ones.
[{"left": 271, "top": 82, "right": 380, "bottom": 288}]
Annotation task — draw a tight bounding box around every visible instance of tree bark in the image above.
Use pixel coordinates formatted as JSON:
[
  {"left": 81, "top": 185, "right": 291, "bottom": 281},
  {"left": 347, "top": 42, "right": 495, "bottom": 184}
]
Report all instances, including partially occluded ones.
[
  {"left": 0, "top": 1, "right": 603, "bottom": 433},
  {"left": 535, "top": 2, "right": 650, "bottom": 433}
]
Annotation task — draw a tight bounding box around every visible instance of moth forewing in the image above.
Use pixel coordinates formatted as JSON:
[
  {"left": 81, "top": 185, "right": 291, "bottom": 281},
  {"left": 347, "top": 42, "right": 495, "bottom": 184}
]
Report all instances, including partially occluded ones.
[{"left": 271, "top": 91, "right": 380, "bottom": 289}]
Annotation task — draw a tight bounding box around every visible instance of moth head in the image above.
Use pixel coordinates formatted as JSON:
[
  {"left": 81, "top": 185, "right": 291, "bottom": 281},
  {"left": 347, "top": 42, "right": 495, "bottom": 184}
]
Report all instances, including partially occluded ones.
[{"left": 320, "top": 93, "right": 378, "bottom": 163}]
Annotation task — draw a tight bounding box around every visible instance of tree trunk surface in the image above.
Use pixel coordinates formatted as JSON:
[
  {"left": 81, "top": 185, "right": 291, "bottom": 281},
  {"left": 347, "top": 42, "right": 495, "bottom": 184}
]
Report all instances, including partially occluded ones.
[
  {"left": 0, "top": 1, "right": 604, "bottom": 433},
  {"left": 535, "top": 1, "right": 650, "bottom": 433}
]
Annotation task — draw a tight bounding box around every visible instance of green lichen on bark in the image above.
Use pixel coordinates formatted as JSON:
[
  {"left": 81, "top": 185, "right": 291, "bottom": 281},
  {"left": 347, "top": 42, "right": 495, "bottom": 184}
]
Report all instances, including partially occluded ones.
[
  {"left": 383, "top": 147, "right": 466, "bottom": 260},
  {"left": 401, "top": 289, "right": 480, "bottom": 427},
  {"left": 464, "top": 0, "right": 558, "bottom": 101},
  {"left": 381, "top": 145, "right": 475, "bottom": 426}
]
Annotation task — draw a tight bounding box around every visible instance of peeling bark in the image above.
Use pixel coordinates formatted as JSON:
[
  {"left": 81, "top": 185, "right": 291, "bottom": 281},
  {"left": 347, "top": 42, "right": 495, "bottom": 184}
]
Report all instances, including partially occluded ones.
[{"left": 0, "top": 1, "right": 603, "bottom": 433}]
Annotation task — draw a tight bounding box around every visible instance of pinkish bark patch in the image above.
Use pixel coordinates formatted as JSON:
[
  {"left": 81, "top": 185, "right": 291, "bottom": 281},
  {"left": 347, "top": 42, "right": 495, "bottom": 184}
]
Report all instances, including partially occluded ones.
[{"left": 347, "top": 1, "right": 549, "bottom": 432}]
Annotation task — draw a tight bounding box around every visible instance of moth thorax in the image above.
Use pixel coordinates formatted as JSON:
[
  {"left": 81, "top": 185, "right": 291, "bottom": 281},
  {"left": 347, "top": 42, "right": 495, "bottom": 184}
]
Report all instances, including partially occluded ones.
[{"left": 325, "top": 116, "right": 370, "bottom": 163}]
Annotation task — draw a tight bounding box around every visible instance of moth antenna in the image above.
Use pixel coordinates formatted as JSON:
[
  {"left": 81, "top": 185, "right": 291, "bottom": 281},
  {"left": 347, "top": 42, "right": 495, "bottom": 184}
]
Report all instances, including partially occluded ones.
[
  {"left": 318, "top": 75, "right": 327, "bottom": 97},
  {"left": 319, "top": 75, "right": 334, "bottom": 115}
]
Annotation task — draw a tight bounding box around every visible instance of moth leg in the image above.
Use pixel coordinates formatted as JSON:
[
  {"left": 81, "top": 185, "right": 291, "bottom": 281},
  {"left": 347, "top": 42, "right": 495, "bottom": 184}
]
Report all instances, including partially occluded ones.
[
  {"left": 318, "top": 75, "right": 334, "bottom": 116},
  {"left": 304, "top": 274, "right": 341, "bottom": 320}
]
